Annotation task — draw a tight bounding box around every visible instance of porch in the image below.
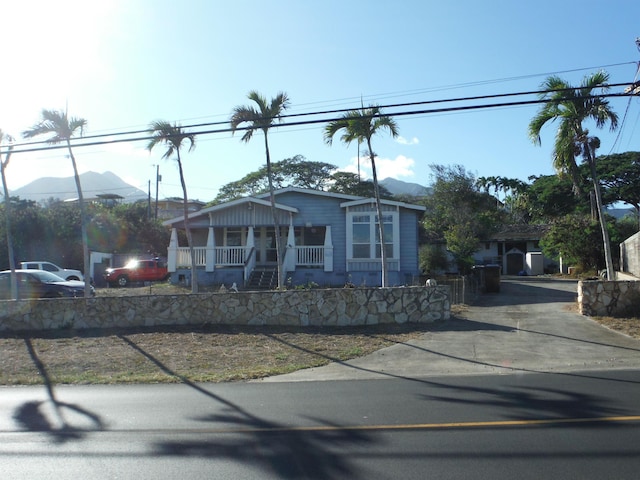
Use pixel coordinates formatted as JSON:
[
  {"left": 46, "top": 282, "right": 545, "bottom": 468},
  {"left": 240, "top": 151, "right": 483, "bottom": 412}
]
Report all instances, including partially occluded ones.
[{"left": 166, "top": 224, "right": 335, "bottom": 285}]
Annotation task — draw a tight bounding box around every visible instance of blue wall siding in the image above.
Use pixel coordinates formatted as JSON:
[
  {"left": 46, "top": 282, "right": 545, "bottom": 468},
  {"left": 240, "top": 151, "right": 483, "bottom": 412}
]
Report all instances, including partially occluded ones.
[
  {"left": 398, "top": 209, "right": 423, "bottom": 282},
  {"left": 174, "top": 190, "right": 424, "bottom": 288},
  {"left": 275, "top": 191, "right": 423, "bottom": 286},
  {"left": 274, "top": 191, "right": 348, "bottom": 275}
]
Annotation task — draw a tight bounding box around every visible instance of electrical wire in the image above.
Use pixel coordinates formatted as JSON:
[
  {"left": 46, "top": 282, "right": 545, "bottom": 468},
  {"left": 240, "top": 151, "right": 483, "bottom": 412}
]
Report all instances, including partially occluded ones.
[{"left": 1, "top": 85, "right": 636, "bottom": 156}]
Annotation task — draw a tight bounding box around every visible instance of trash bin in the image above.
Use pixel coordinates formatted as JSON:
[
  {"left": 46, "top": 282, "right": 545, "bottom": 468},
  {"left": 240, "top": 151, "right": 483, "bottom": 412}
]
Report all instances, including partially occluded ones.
[{"left": 484, "top": 264, "right": 501, "bottom": 293}]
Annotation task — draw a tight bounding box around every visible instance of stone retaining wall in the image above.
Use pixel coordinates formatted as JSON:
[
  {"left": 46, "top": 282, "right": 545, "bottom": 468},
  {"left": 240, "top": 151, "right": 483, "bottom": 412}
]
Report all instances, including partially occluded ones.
[
  {"left": 577, "top": 280, "right": 640, "bottom": 317},
  {"left": 621, "top": 231, "right": 640, "bottom": 278},
  {"left": 0, "top": 286, "right": 450, "bottom": 332}
]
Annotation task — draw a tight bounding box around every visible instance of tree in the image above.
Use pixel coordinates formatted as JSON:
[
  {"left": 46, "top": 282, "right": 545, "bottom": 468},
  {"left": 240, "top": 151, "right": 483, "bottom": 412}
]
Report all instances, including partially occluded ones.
[
  {"left": 0, "top": 130, "right": 17, "bottom": 298},
  {"left": 540, "top": 213, "right": 614, "bottom": 272},
  {"left": 528, "top": 71, "right": 619, "bottom": 279},
  {"left": 419, "top": 243, "right": 450, "bottom": 275},
  {"left": 422, "top": 165, "right": 506, "bottom": 274},
  {"left": 591, "top": 151, "right": 640, "bottom": 229},
  {"left": 111, "top": 202, "right": 171, "bottom": 254},
  {"left": 22, "top": 109, "right": 92, "bottom": 296},
  {"left": 524, "top": 174, "right": 588, "bottom": 221},
  {"left": 213, "top": 155, "right": 336, "bottom": 203},
  {"left": 147, "top": 120, "right": 198, "bottom": 293},
  {"left": 324, "top": 105, "right": 398, "bottom": 287},
  {"left": 328, "top": 171, "right": 393, "bottom": 198},
  {"left": 230, "top": 91, "right": 290, "bottom": 289}
]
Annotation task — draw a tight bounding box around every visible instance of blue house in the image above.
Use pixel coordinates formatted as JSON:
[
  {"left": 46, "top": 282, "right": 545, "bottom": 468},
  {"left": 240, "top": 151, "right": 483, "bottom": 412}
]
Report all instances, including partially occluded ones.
[{"left": 163, "top": 187, "right": 426, "bottom": 288}]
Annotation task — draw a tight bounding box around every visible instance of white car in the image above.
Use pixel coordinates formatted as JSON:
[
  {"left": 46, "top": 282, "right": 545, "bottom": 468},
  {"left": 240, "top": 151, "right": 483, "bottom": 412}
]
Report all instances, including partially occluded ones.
[{"left": 19, "top": 261, "right": 84, "bottom": 281}]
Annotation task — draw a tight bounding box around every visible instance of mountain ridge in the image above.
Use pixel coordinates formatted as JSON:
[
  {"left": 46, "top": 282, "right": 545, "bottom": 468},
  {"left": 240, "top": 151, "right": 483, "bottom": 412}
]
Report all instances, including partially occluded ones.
[
  {"left": 9, "top": 171, "right": 147, "bottom": 204},
  {"left": 380, "top": 177, "right": 431, "bottom": 197}
]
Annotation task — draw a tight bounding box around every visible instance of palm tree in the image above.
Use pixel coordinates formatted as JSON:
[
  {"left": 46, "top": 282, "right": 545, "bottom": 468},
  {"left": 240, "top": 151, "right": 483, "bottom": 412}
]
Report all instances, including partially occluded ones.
[
  {"left": 324, "top": 105, "right": 399, "bottom": 287},
  {"left": 147, "top": 120, "right": 198, "bottom": 293},
  {"left": 22, "top": 109, "right": 92, "bottom": 297},
  {"left": 230, "top": 91, "right": 290, "bottom": 289},
  {"left": 529, "top": 71, "right": 619, "bottom": 279},
  {"left": 0, "top": 130, "right": 17, "bottom": 299}
]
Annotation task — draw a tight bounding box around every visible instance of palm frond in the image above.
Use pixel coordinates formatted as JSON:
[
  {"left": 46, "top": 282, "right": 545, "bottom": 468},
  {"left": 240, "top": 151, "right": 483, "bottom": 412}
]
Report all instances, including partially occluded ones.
[
  {"left": 231, "top": 91, "right": 290, "bottom": 141},
  {"left": 147, "top": 120, "right": 196, "bottom": 158},
  {"left": 22, "top": 109, "right": 86, "bottom": 143}
]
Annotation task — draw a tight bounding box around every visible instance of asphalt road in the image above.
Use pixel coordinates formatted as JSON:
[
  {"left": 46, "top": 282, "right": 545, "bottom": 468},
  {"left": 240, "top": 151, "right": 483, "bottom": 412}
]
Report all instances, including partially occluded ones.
[
  {"left": 1, "top": 371, "right": 640, "bottom": 479},
  {"left": 2, "top": 277, "right": 640, "bottom": 479}
]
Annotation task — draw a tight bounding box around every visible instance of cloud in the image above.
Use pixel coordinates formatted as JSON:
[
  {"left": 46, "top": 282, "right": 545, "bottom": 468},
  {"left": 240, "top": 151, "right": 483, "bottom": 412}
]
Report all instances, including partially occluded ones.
[
  {"left": 396, "top": 136, "right": 419, "bottom": 146},
  {"left": 341, "top": 155, "right": 416, "bottom": 180}
]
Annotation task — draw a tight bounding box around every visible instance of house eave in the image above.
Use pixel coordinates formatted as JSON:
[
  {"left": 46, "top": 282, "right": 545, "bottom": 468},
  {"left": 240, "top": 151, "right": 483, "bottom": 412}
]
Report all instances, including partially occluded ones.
[
  {"left": 340, "top": 198, "right": 426, "bottom": 211},
  {"left": 162, "top": 196, "right": 298, "bottom": 227}
]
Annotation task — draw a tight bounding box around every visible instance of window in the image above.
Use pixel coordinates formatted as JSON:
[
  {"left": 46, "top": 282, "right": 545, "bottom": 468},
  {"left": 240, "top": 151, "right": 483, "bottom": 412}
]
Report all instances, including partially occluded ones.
[
  {"left": 293, "top": 226, "right": 325, "bottom": 246},
  {"left": 225, "top": 228, "right": 243, "bottom": 247},
  {"left": 347, "top": 211, "right": 397, "bottom": 260}
]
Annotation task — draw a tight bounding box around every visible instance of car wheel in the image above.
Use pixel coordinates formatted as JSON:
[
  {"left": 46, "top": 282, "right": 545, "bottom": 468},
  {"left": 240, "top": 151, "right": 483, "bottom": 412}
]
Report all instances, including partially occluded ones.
[
  {"left": 67, "top": 276, "right": 80, "bottom": 281},
  {"left": 117, "top": 276, "right": 129, "bottom": 287}
]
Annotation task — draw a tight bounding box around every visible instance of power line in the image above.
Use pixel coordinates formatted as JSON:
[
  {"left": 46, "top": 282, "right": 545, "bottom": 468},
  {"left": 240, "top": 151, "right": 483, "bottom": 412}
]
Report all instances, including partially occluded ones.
[{"left": 1, "top": 84, "right": 636, "bottom": 156}]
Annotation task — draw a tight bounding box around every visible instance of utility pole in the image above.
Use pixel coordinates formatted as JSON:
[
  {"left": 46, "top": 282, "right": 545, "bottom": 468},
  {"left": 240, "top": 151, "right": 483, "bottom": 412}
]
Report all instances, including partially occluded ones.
[
  {"left": 155, "top": 164, "right": 161, "bottom": 219},
  {"left": 624, "top": 37, "right": 640, "bottom": 95}
]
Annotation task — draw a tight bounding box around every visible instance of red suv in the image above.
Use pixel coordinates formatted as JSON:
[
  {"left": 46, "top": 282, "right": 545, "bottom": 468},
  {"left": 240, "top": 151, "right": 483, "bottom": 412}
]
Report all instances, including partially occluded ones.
[{"left": 104, "top": 259, "right": 169, "bottom": 287}]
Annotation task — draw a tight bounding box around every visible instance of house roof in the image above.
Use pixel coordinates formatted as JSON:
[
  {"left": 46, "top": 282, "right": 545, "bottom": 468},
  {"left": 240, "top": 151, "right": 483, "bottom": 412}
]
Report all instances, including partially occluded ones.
[
  {"left": 258, "top": 187, "right": 426, "bottom": 211},
  {"left": 488, "top": 224, "right": 550, "bottom": 241},
  {"left": 162, "top": 196, "right": 298, "bottom": 226},
  {"left": 254, "top": 186, "right": 363, "bottom": 202},
  {"left": 340, "top": 198, "right": 426, "bottom": 211},
  {"left": 162, "top": 187, "right": 426, "bottom": 227}
]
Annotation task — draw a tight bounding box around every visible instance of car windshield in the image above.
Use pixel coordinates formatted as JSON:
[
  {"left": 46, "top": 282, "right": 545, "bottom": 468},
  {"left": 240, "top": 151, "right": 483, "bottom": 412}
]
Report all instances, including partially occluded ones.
[
  {"left": 124, "top": 260, "right": 140, "bottom": 269},
  {"left": 25, "top": 270, "right": 68, "bottom": 283}
]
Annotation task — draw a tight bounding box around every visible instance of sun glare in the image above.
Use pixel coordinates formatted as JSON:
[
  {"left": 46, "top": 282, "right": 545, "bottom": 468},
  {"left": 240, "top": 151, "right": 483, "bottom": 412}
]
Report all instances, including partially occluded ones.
[{"left": 1, "top": 1, "right": 117, "bottom": 131}]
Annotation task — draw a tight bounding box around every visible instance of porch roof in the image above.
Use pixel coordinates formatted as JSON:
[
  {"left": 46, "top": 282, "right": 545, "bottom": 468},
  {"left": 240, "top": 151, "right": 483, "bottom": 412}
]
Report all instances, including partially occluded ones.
[{"left": 162, "top": 196, "right": 298, "bottom": 227}]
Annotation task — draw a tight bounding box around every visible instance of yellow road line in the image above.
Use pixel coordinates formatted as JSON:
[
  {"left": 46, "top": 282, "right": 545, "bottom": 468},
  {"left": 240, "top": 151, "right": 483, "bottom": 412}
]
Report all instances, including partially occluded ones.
[
  {"left": 254, "top": 415, "right": 640, "bottom": 433},
  {"left": 112, "top": 415, "right": 640, "bottom": 435},
  {"left": 4, "top": 416, "right": 639, "bottom": 436}
]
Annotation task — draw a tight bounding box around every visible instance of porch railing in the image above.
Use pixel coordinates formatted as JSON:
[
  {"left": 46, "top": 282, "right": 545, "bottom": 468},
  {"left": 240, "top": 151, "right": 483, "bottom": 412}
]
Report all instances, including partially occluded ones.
[
  {"left": 176, "top": 247, "right": 207, "bottom": 267},
  {"left": 296, "top": 246, "right": 324, "bottom": 266},
  {"left": 174, "top": 245, "right": 327, "bottom": 268},
  {"left": 215, "top": 246, "right": 246, "bottom": 266}
]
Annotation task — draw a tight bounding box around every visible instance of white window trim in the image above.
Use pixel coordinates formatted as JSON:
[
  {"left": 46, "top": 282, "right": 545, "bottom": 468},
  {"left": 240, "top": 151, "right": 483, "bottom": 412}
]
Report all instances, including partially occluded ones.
[
  {"left": 223, "top": 227, "right": 246, "bottom": 247},
  {"left": 346, "top": 209, "right": 399, "bottom": 261}
]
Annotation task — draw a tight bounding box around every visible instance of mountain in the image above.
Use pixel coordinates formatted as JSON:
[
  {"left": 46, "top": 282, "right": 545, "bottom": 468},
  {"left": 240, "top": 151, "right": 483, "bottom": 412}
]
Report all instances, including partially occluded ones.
[
  {"left": 380, "top": 177, "right": 431, "bottom": 197},
  {"left": 10, "top": 171, "right": 147, "bottom": 204}
]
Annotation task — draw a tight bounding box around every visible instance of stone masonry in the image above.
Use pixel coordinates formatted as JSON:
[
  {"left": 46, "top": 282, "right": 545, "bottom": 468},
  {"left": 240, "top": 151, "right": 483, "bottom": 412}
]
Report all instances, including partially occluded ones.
[
  {"left": 578, "top": 280, "right": 640, "bottom": 317},
  {"left": 0, "top": 286, "right": 450, "bottom": 332}
]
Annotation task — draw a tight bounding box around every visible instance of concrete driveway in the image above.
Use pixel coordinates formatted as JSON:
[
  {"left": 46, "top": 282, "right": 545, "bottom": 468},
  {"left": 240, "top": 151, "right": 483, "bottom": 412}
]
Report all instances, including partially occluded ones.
[{"left": 261, "top": 277, "right": 640, "bottom": 382}]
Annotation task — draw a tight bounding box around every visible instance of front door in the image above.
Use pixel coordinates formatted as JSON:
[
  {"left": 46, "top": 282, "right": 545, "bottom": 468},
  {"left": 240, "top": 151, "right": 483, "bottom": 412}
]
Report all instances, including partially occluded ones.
[{"left": 254, "top": 227, "right": 284, "bottom": 265}]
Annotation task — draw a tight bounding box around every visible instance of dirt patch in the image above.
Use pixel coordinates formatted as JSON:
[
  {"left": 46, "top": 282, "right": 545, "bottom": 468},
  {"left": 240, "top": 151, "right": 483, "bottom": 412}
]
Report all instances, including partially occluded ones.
[
  {"left": 0, "top": 323, "right": 441, "bottom": 386},
  {"left": 592, "top": 316, "right": 640, "bottom": 340}
]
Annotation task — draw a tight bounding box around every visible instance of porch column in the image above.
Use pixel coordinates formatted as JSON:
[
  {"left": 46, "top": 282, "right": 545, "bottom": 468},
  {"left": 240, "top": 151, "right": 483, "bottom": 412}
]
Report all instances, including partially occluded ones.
[
  {"left": 501, "top": 241, "right": 507, "bottom": 275},
  {"left": 284, "top": 218, "right": 296, "bottom": 272},
  {"left": 324, "top": 225, "right": 333, "bottom": 272},
  {"left": 167, "top": 228, "right": 178, "bottom": 272},
  {"left": 244, "top": 226, "right": 256, "bottom": 283},
  {"left": 246, "top": 226, "right": 255, "bottom": 248},
  {"left": 206, "top": 227, "right": 215, "bottom": 272}
]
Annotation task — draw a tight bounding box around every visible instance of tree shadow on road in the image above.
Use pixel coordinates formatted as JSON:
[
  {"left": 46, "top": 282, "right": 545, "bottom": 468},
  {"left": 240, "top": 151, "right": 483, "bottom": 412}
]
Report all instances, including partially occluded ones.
[
  {"left": 12, "top": 339, "right": 104, "bottom": 443},
  {"left": 415, "top": 375, "right": 637, "bottom": 425},
  {"left": 118, "top": 334, "right": 375, "bottom": 479}
]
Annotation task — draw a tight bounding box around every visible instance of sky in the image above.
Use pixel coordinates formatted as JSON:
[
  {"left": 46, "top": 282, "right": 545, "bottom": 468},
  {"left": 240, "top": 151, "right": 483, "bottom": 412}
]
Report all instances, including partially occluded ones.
[{"left": 0, "top": 0, "right": 639, "bottom": 202}]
